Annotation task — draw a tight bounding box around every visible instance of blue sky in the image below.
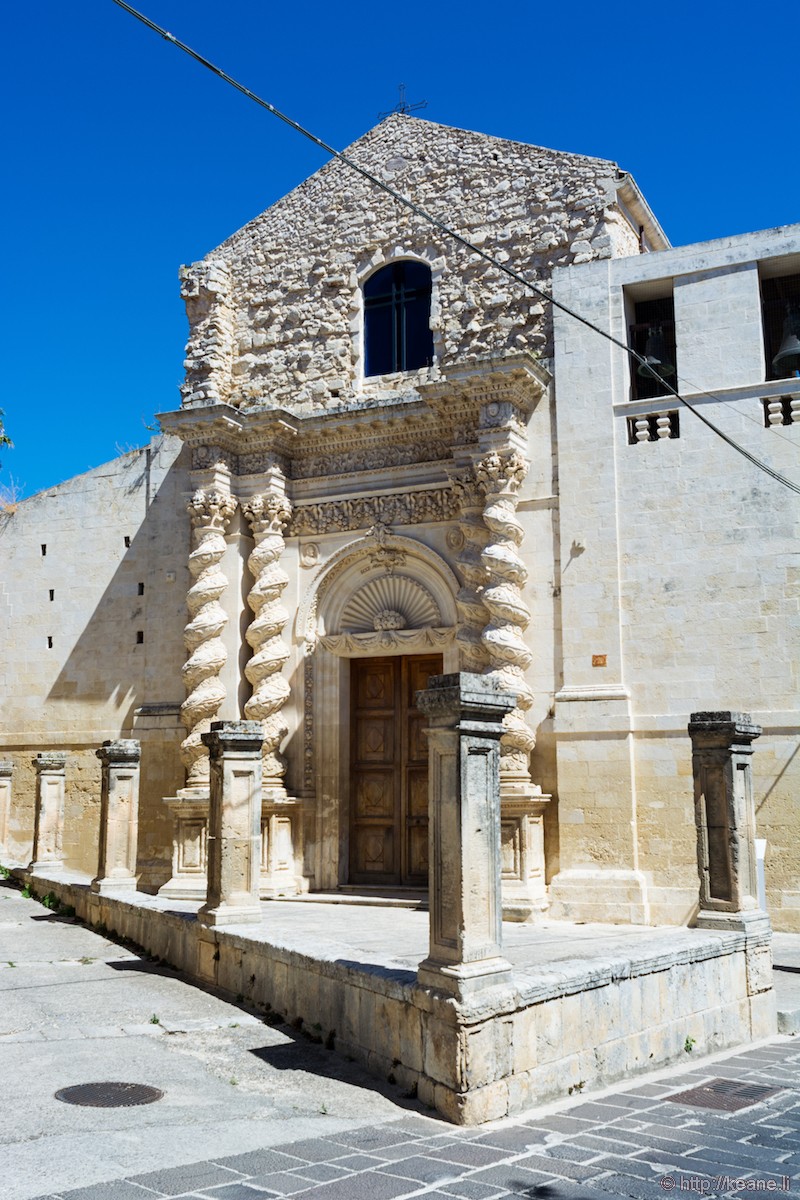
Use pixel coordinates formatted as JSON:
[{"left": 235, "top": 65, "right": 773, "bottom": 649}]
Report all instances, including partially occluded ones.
[{"left": 2, "top": 0, "right": 798, "bottom": 499}]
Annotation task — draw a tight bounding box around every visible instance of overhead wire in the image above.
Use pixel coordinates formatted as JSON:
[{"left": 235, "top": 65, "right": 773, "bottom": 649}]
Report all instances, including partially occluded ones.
[{"left": 110, "top": 0, "right": 800, "bottom": 495}]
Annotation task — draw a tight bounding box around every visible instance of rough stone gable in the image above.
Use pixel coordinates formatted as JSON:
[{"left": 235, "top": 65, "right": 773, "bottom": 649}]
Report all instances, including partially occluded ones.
[{"left": 179, "top": 114, "right": 642, "bottom": 413}]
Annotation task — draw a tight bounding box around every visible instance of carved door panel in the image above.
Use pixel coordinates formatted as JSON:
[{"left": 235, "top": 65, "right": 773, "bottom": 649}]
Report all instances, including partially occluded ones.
[{"left": 349, "top": 654, "right": 442, "bottom": 886}]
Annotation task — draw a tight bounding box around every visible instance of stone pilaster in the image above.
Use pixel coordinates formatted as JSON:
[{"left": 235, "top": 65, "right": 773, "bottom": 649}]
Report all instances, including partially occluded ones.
[
  {"left": 689, "top": 711, "right": 764, "bottom": 929},
  {"left": 242, "top": 490, "right": 292, "bottom": 798},
  {"left": 91, "top": 740, "right": 141, "bottom": 896},
  {"left": 0, "top": 761, "right": 13, "bottom": 854},
  {"left": 476, "top": 450, "right": 536, "bottom": 788},
  {"left": 198, "top": 721, "right": 264, "bottom": 927},
  {"left": 180, "top": 488, "right": 237, "bottom": 789},
  {"left": 30, "top": 752, "right": 68, "bottom": 874},
  {"left": 449, "top": 468, "right": 490, "bottom": 673},
  {"left": 416, "top": 673, "right": 515, "bottom": 1000}
]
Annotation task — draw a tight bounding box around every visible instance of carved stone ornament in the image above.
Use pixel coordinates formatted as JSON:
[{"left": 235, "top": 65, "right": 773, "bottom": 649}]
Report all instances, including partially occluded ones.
[
  {"left": 242, "top": 492, "right": 293, "bottom": 792},
  {"left": 475, "top": 451, "right": 536, "bottom": 777},
  {"left": 180, "top": 489, "right": 238, "bottom": 786},
  {"left": 290, "top": 488, "right": 457, "bottom": 537},
  {"left": 341, "top": 575, "right": 440, "bottom": 633},
  {"left": 449, "top": 466, "right": 490, "bottom": 673}
]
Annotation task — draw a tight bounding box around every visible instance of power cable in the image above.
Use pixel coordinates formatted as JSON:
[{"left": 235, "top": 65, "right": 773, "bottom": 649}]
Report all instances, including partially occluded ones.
[{"left": 110, "top": 0, "right": 800, "bottom": 495}]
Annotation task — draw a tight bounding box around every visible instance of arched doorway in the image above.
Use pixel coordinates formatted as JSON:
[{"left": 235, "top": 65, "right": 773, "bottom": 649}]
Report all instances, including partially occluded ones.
[{"left": 298, "top": 530, "right": 459, "bottom": 891}]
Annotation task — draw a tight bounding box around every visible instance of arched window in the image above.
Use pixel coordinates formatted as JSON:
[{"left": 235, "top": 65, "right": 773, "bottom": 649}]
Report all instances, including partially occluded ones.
[{"left": 363, "top": 261, "right": 434, "bottom": 377}]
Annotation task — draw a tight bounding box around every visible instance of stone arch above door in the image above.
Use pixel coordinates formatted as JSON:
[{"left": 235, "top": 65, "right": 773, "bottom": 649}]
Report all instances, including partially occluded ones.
[{"left": 297, "top": 528, "right": 459, "bottom": 655}]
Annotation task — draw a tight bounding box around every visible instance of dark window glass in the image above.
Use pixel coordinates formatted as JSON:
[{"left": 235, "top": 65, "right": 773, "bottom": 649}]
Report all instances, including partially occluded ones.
[
  {"left": 761, "top": 274, "right": 800, "bottom": 381},
  {"left": 364, "top": 261, "right": 434, "bottom": 377},
  {"left": 629, "top": 296, "right": 677, "bottom": 401}
]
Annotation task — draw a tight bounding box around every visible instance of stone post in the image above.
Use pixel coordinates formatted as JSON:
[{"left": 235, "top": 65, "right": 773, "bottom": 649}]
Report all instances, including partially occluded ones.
[
  {"left": 416, "top": 673, "right": 515, "bottom": 999},
  {"left": 689, "top": 711, "right": 765, "bottom": 931},
  {"left": 30, "top": 753, "right": 68, "bottom": 875},
  {"left": 91, "top": 740, "right": 141, "bottom": 896},
  {"left": 198, "top": 721, "right": 264, "bottom": 927},
  {"left": 0, "top": 761, "right": 13, "bottom": 854}
]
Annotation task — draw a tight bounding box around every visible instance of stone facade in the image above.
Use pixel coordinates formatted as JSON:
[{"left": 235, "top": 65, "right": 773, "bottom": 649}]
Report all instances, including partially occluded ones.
[
  {"left": 0, "top": 114, "right": 795, "bottom": 937},
  {"left": 550, "top": 223, "right": 800, "bottom": 929}
]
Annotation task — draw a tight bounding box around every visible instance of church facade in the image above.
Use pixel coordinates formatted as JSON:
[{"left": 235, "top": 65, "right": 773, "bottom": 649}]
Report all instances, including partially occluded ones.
[{"left": 1, "top": 115, "right": 797, "bottom": 931}]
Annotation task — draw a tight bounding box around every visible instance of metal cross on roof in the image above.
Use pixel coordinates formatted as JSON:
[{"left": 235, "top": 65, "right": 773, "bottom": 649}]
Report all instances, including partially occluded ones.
[{"left": 378, "top": 83, "right": 428, "bottom": 119}]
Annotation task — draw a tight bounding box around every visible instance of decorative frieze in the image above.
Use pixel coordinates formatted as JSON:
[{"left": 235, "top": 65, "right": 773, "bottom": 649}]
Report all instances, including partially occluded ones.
[
  {"left": 477, "top": 451, "right": 536, "bottom": 780},
  {"left": 242, "top": 491, "right": 293, "bottom": 796},
  {"left": 290, "top": 488, "right": 457, "bottom": 536},
  {"left": 290, "top": 438, "right": 450, "bottom": 480},
  {"left": 180, "top": 489, "right": 237, "bottom": 788}
]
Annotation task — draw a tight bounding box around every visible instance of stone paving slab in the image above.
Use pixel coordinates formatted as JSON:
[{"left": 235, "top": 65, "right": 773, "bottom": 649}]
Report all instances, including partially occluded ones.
[
  {"left": 8, "top": 879, "right": 800, "bottom": 1200},
  {"left": 32, "top": 1039, "right": 800, "bottom": 1199}
]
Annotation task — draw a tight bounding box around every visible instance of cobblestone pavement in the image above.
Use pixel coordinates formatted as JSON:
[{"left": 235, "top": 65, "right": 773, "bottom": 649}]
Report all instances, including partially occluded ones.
[{"left": 33, "top": 1040, "right": 800, "bottom": 1200}]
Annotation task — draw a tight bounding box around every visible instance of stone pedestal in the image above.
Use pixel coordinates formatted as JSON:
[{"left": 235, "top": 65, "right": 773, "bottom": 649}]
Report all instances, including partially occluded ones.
[
  {"left": 91, "top": 740, "right": 141, "bottom": 896},
  {"left": 158, "top": 790, "right": 210, "bottom": 901},
  {"left": 29, "top": 753, "right": 68, "bottom": 874},
  {"left": 0, "top": 761, "right": 13, "bottom": 855},
  {"left": 260, "top": 798, "right": 303, "bottom": 897},
  {"left": 416, "top": 673, "right": 515, "bottom": 1000},
  {"left": 689, "top": 710, "right": 764, "bottom": 930},
  {"left": 500, "top": 788, "right": 551, "bottom": 921},
  {"left": 198, "top": 721, "right": 264, "bottom": 928}
]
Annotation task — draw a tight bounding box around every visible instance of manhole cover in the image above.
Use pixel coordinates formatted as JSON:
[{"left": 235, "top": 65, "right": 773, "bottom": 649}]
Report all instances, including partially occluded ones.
[
  {"left": 668, "top": 1078, "right": 780, "bottom": 1112},
  {"left": 55, "top": 1082, "right": 164, "bottom": 1108}
]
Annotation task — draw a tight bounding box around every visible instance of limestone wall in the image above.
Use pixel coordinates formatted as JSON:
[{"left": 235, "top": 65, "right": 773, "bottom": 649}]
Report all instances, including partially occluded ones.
[
  {"left": 180, "top": 114, "right": 657, "bottom": 415},
  {"left": 0, "top": 436, "right": 190, "bottom": 884},
  {"left": 552, "top": 224, "right": 800, "bottom": 928}
]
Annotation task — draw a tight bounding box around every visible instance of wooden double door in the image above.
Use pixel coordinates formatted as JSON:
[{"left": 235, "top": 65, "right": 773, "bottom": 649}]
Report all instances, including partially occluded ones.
[{"left": 349, "top": 654, "right": 442, "bottom": 887}]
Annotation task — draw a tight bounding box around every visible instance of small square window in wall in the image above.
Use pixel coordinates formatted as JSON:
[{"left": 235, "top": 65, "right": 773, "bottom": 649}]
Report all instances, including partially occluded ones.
[
  {"left": 138, "top": 582, "right": 145, "bottom": 596},
  {"left": 761, "top": 273, "right": 800, "bottom": 381},
  {"left": 49, "top": 589, "right": 54, "bottom": 601},
  {"left": 47, "top": 636, "right": 53, "bottom": 649},
  {"left": 124, "top": 536, "right": 131, "bottom": 548},
  {"left": 628, "top": 294, "right": 677, "bottom": 401},
  {"left": 41, "top": 544, "right": 47, "bottom": 557},
  {"left": 136, "top": 631, "right": 144, "bottom": 645}
]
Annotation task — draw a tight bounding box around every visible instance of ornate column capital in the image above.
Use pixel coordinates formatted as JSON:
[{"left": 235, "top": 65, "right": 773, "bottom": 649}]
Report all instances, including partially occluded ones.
[
  {"left": 476, "top": 449, "right": 529, "bottom": 496},
  {"left": 241, "top": 491, "right": 292, "bottom": 536},
  {"left": 188, "top": 488, "right": 237, "bottom": 531}
]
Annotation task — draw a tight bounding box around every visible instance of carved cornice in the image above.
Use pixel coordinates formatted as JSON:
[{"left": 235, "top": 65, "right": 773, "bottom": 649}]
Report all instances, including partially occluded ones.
[{"left": 159, "top": 353, "right": 549, "bottom": 485}]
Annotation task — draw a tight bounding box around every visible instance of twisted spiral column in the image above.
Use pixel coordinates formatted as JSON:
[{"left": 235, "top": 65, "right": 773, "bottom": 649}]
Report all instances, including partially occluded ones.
[
  {"left": 477, "top": 450, "right": 536, "bottom": 782},
  {"left": 242, "top": 492, "right": 293, "bottom": 795},
  {"left": 181, "top": 489, "right": 237, "bottom": 787},
  {"left": 450, "top": 468, "right": 490, "bottom": 673}
]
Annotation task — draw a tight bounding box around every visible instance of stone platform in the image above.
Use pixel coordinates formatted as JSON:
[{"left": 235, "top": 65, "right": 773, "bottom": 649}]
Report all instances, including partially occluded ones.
[{"left": 12, "top": 868, "right": 776, "bottom": 1125}]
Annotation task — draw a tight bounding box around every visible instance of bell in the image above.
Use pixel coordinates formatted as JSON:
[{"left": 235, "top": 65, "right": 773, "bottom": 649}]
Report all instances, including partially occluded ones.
[
  {"left": 637, "top": 325, "right": 676, "bottom": 379},
  {"left": 772, "top": 305, "right": 800, "bottom": 377}
]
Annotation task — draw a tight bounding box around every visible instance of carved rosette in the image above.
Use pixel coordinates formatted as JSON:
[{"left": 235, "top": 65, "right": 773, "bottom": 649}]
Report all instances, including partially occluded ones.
[
  {"left": 450, "top": 469, "right": 491, "bottom": 673},
  {"left": 181, "top": 489, "right": 237, "bottom": 787},
  {"left": 242, "top": 492, "right": 293, "bottom": 792},
  {"left": 476, "top": 451, "right": 536, "bottom": 779}
]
